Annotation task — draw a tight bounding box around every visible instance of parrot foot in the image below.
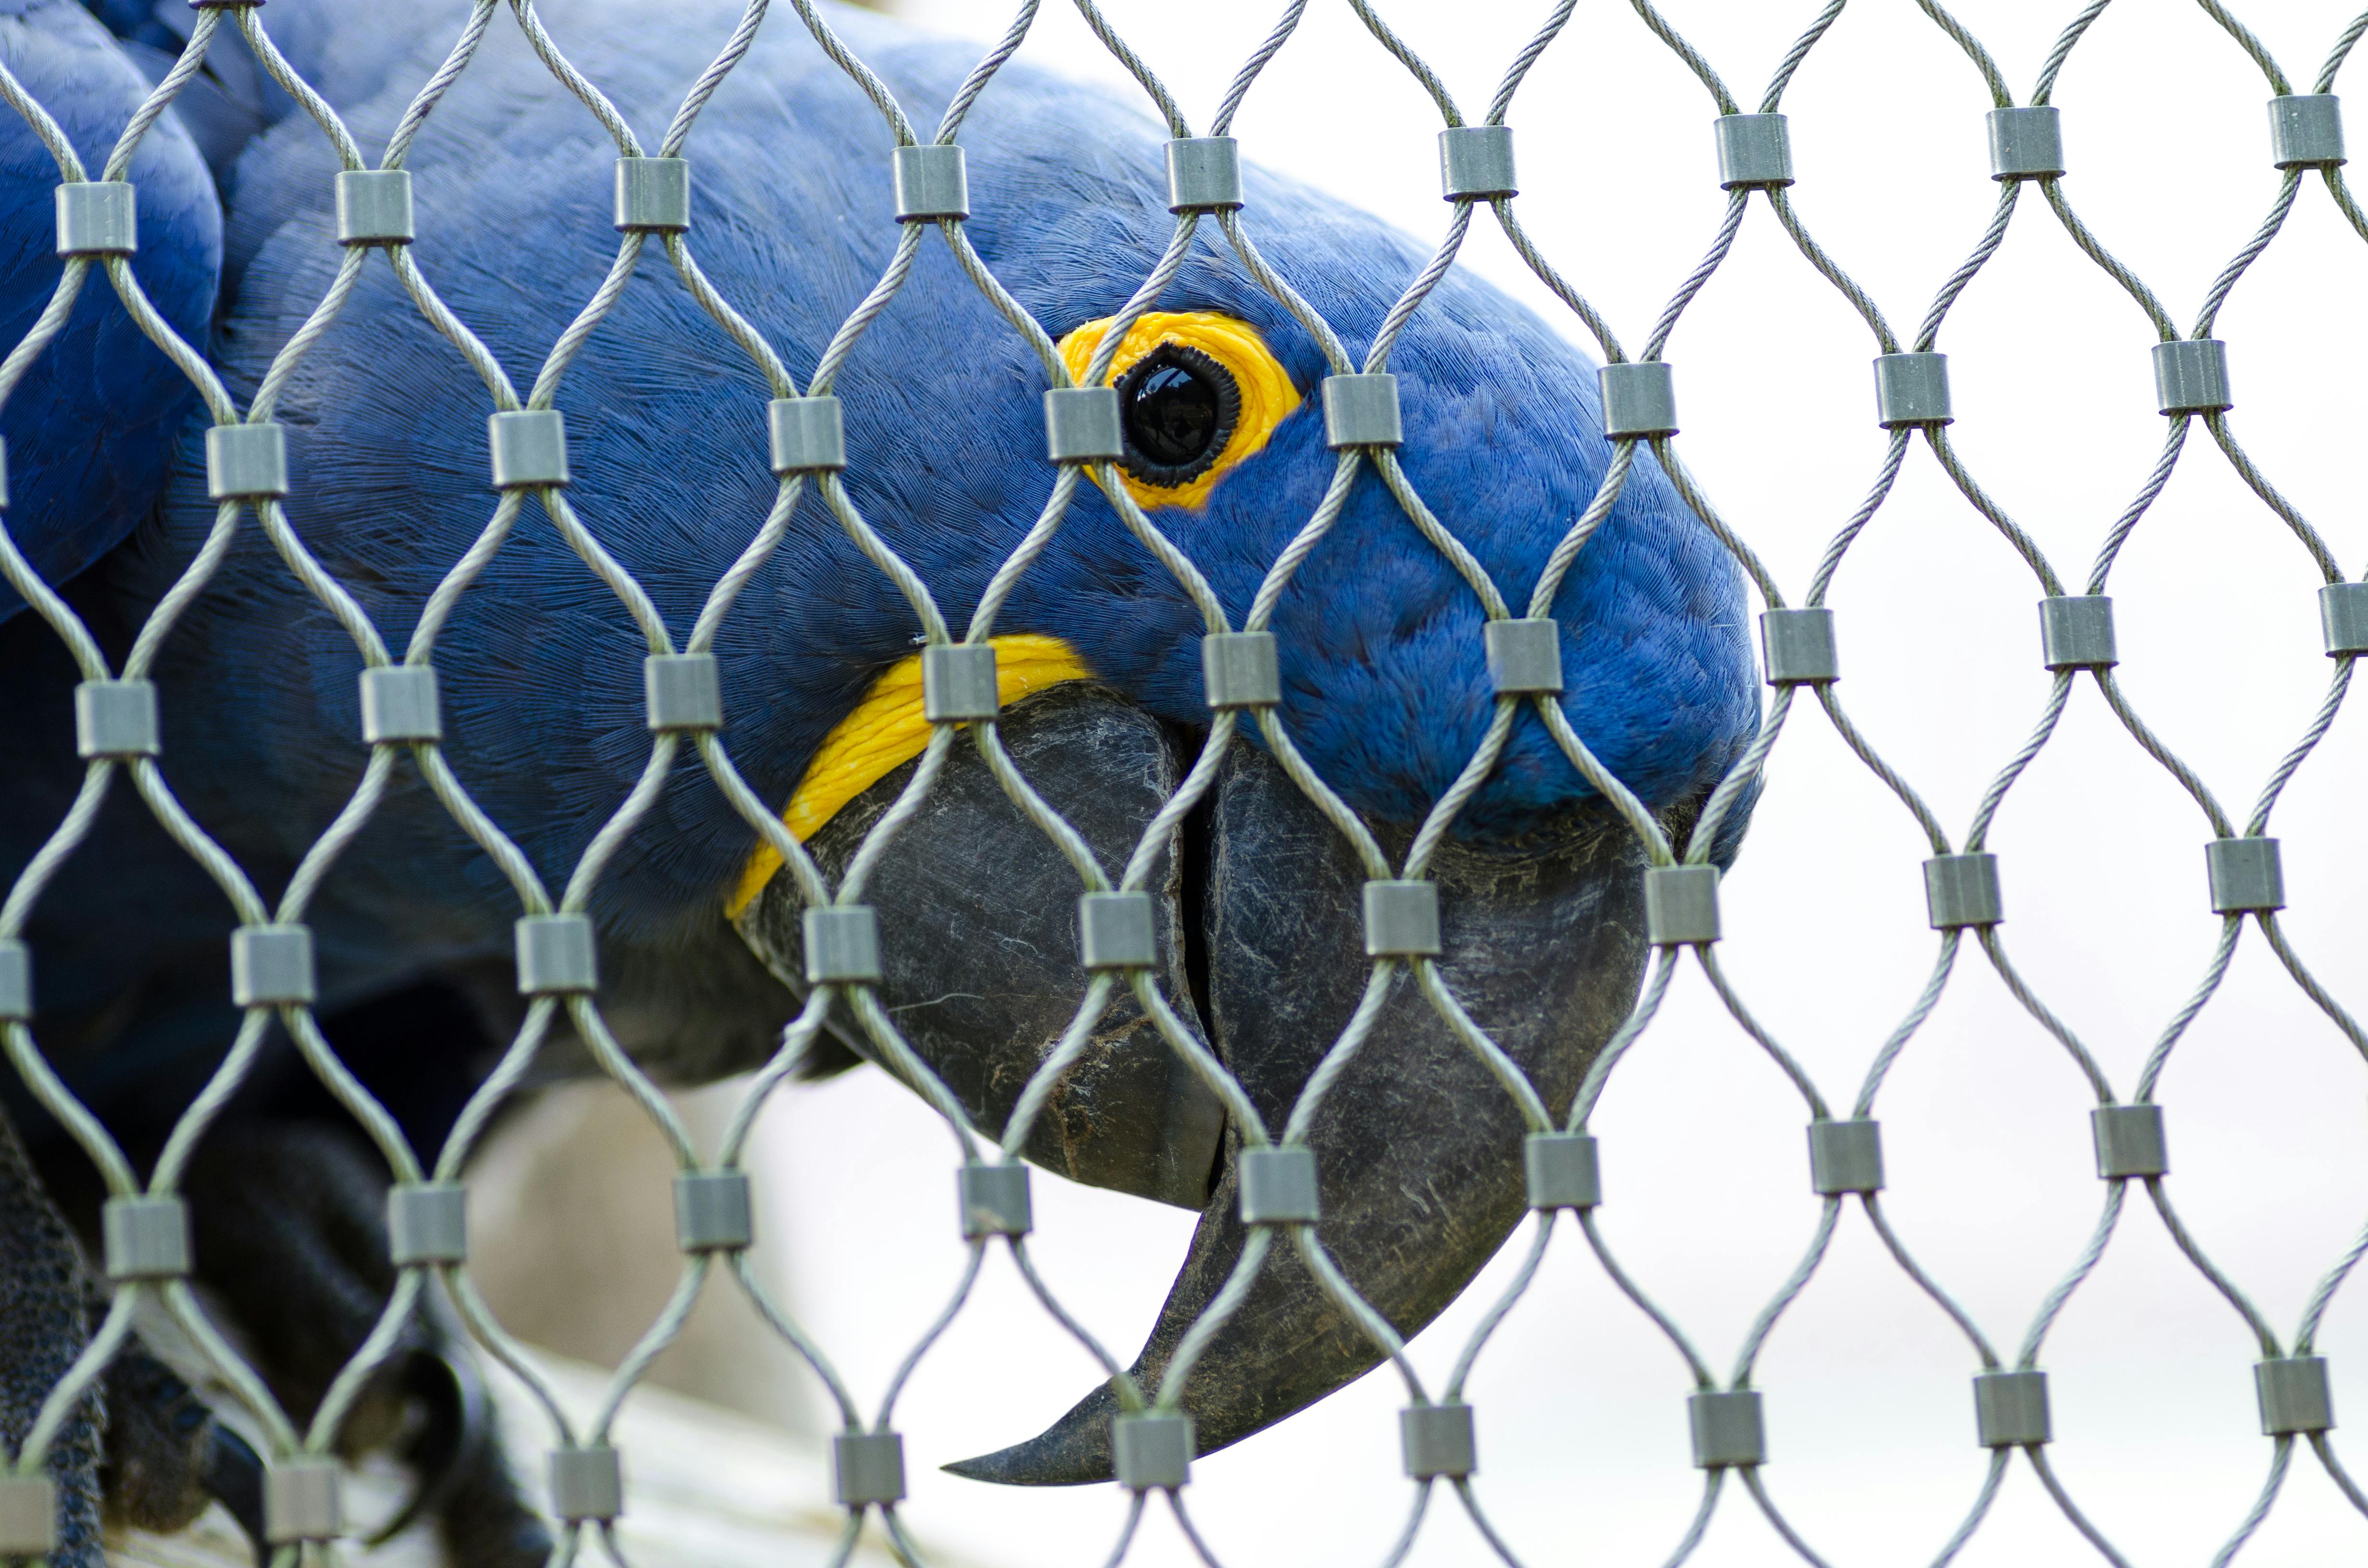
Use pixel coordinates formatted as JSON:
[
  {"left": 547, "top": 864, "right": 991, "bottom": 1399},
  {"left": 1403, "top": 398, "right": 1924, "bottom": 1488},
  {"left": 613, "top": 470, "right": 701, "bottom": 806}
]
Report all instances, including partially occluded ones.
[
  {"left": 0, "top": 1104, "right": 104, "bottom": 1568},
  {"left": 3, "top": 1095, "right": 285, "bottom": 1568},
  {"left": 97, "top": 1335, "right": 258, "bottom": 1543},
  {"left": 173, "top": 1122, "right": 548, "bottom": 1568}
]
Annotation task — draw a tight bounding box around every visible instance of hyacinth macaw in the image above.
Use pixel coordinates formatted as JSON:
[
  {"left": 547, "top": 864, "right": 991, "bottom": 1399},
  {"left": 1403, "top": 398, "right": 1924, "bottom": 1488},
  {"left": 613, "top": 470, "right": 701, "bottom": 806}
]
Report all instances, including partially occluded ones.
[{"left": 0, "top": 0, "right": 1756, "bottom": 1555}]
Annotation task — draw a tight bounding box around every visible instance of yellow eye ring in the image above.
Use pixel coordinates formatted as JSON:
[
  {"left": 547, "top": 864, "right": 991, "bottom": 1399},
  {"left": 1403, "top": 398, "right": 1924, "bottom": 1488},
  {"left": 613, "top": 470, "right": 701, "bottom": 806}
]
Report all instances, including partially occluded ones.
[{"left": 1056, "top": 311, "right": 1301, "bottom": 512}]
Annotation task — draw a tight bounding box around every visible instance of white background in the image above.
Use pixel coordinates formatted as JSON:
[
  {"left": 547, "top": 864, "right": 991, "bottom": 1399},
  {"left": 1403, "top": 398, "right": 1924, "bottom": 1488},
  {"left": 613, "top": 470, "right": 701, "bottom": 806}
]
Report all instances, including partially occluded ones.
[{"left": 729, "top": 2, "right": 2368, "bottom": 1563}]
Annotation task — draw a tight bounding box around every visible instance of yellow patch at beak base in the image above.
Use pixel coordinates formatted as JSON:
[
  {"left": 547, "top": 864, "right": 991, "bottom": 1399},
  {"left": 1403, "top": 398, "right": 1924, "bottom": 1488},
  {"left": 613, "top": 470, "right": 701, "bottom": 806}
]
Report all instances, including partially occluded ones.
[{"left": 725, "top": 634, "right": 1093, "bottom": 919}]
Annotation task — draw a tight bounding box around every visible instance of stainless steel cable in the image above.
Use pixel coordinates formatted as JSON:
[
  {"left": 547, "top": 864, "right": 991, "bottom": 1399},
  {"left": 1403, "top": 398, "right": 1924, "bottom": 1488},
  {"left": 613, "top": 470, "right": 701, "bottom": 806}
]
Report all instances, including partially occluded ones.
[{"left": 0, "top": 0, "right": 2361, "bottom": 1560}]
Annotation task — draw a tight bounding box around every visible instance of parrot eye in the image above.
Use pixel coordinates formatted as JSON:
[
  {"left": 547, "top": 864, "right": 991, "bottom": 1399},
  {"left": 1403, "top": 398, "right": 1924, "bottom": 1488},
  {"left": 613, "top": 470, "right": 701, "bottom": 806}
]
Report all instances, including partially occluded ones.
[
  {"left": 1054, "top": 310, "right": 1303, "bottom": 511},
  {"left": 1115, "top": 343, "right": 1239, "bottom": 487}
]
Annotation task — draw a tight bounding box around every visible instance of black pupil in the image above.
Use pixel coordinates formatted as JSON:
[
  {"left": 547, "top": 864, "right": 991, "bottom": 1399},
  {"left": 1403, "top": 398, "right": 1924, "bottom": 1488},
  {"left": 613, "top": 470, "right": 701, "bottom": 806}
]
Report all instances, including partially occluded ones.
[{"left": 1125, "top": 362, "right": 1222, "bottom": 466}]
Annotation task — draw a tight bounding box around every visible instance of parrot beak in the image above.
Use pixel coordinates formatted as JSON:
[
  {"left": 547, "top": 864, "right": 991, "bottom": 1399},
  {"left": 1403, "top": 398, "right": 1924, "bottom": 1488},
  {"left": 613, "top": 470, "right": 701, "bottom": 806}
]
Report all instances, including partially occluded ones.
[
  {"left": 735, "top": 686, "right": 1650, "bottom": 1481},
  {"left": 734, "top": 681, "right": 1229, "bottom": 1210}
]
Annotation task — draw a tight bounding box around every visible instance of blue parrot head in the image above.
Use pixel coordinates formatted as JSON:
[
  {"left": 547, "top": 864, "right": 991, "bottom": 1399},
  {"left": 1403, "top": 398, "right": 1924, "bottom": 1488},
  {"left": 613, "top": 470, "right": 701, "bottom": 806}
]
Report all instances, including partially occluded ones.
[{"left": 689, "top": 59, "right": 1758, "bottom": 851}]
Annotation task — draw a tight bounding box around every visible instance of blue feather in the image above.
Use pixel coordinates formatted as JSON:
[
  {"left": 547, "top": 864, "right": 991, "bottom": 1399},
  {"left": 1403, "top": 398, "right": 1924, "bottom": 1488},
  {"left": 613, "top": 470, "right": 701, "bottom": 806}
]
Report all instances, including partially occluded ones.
[{"left": 0, "top": 0, "right": 218, "bottom": 623}]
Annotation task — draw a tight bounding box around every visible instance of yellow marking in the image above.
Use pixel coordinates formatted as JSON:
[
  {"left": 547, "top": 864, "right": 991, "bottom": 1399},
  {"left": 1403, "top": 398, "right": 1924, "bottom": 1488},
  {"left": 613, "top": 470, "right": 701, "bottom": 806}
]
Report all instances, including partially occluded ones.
[
  {"left": 726, "top": 634, "right": 1093, "bottom": 918},
  {"left": 1057, "top": 311, "right": 1301, "bottom": 512}
]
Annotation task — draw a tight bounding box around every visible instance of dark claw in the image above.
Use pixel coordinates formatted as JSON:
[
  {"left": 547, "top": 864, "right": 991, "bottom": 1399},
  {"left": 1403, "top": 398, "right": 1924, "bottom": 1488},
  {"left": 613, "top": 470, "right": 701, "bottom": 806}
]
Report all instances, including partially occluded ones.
[
  {"left": 366, "top": 1347, "right": 490, "bottom": 1546},
  {"left": 199, "top": 1422, "right": 268, "bottom": 1567}
]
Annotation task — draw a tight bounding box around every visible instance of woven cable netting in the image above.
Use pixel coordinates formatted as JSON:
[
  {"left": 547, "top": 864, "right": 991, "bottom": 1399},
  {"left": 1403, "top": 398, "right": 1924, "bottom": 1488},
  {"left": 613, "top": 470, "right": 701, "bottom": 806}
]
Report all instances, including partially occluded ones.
[{"left": 4, "top": 0, "right": 2368, "bottom": 1564}]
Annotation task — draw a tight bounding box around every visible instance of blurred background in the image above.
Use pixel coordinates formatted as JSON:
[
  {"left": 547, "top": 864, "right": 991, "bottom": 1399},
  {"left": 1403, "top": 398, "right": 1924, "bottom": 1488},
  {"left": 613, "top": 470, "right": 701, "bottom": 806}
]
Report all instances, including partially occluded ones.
[{"left": 461, "top": 1, "right": 2368, "bottom": 1563}]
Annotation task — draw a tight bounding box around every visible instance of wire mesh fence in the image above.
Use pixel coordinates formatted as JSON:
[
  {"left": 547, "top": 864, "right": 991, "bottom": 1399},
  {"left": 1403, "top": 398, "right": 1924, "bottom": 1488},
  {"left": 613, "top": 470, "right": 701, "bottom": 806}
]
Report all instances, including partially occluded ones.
[{"left": 1, "top": 0, "right": 2366, "bottom": 1564}]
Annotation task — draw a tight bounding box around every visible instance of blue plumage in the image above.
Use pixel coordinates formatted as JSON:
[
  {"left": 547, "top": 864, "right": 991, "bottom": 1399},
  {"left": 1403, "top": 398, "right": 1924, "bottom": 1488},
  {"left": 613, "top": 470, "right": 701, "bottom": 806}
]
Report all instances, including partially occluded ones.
[
  {"left": 2, "top": 0, "right": 1753, "bottom": 1097},
  {"left": 0, "top": 0, "right": 217, "bottom": 623}
]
